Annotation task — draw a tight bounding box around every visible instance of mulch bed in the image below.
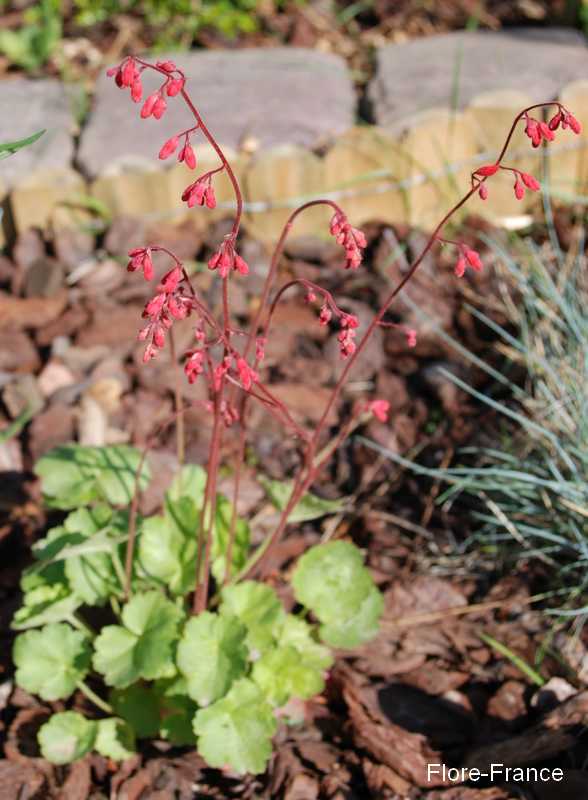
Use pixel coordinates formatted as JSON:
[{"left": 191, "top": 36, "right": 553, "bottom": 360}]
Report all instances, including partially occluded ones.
[{"left": 1, "top": 210, "right": 588, "bottom": 798}]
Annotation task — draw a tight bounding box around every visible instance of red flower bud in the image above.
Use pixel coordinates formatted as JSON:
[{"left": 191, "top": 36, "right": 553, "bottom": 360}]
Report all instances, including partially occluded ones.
[
  {"left": 234, "top": 254, "right": 249, "bottom": 275},
  {"left": 131, "top": 79, "right": 143, "bottom": 103},
  {"left": 521, "top": 172, "right": 540, "bottom": 191},
  {"left": 159, "top": 136, "right": 179, "bottom": 160},
  {"left": 539, "top": 122, "right": 555, "bottom": 142},
  {"left": 166, "top": 78, "right": 184, "bottom": 97},
  {"left": 156, "top": 60, "right": 176, "bottom": 72},
  {"left": 514, "top": 179, "right": 525, "bottom": 200},
  {"left": 120, "top": 59, "right": 137, "bottom": 87},
  {"left": 567, "top": 113, "right": 582, "bottom": 135},
  {"left": 152, "top": 95, "right": 167, "bottom": 120},
  {"left": 465, "top": 249, "right": 483, "bottom": 271},
  {"left": 204, "top": 186, "right": 216, "bottom": 209},
  {"left": 318, "top": 305, "right": 332, "bottom": 325},
  {"left": 179, "top": 143, "right": 196, "bottom": 169},
  {"left": 141, "top": 93, "right": 158, "bottom": 119},
  {"left": 153, "top": 327, "right": 165, "bottom": 348},
  {"left": 368, "top": 399, "right": 390, "bottom": 423},
  {"left": 476, "top": 164, "right": 499, "bottom": 177},
  {"left": 159, "top": 266, "right": 182, "bottom": 294},
  {"left": 455, "top": 257, "right": 466, "bottom": 278},
  {"left": 478, "top": 183, "right": 488, "bottom": 201}
]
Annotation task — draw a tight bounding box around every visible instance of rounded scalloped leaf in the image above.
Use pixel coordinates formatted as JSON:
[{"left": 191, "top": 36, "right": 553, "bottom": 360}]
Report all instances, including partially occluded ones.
[
  {"left": 319, "top": 585, "right": 384, "bottom": 648},
  {"left": 38, "top": 712, "right": 97, "bottom": 764},
  {"left": 277, "top": 615, "right": 333, "bottom": 672},
  {"left": 35, "top": 444, "right": 150, "bottom": 509},
  {"left": 252, "top": 644, "right": 326, "bottom": 706},
  {"left": 95, "top": 718, "right": 136, "bottom": 761},
  {"left": 11, "top": 582, "right": 81, "bottom": 631},
  {"left": 193, "top": 678, "right": 277, "bottom": 775},
  {"left": 13, "top": 623, "right": 91, "bottom": 701},
  {"left": 177, "top": 612, "right": 248, "bottom": 706},
  {"left": 62, "top": 507, "right": 124, "bottom": 606},
  {"left": 167, "top": 464, "right": 207, "bottom": 505},
  {"left": 291, "top": 541, "right": 374, "bottom": 623},
  {"left": 93, "top": 591, "right": 183, "bottom": 687},
  {"left": 138, "top": 512, "right": 196, "bottom": 596},
  {"left": 220, "top": 581, "right": 285, "bottom": 655}
]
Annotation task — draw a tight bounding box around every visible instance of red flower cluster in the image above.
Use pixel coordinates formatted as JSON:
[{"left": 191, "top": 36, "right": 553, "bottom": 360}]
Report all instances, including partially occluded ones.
[
  {"left": 108, "top": 57, "right": 184, "bottom": 119},
  {"left": 524, "top": 106, "right": 581, "bottom": 148},
  {"left": 454, "top": 246, "right": 483, "bottom": 278},
  {"left": 208, "top": 353, "right": 258, "bottom": 393},
  {"left": 158, "top": 133, "right": 198, "bottom": 169},
  {"left": 208, "top": 239, "right": 249, "bottom": 279},
  {"left": 318, "top": 304, "right": 332, "bottom": 326},
  {"left": 184, "top": 350, "right": 205, "bottom": 384},
  {"left": 329, "top": 211, "right": 367, "bottom": 270},
  {"left": 338, "top": 313, "right": 359, "bottom": 358},
  {"left": 513, "top": 170, "right": 540, "bottom": 200},
  {"left": 107, "top": 57, "right": 143, "bottom": 101},
  {"left": 138, "top": 264, "right": 193, "bottom": 362},
  {"left": 182, "top": 175, "right": 216, "bottom": 209},
  {"left": 127, "top": 247, "right": 154, "bottom": 281},
  {"left": 474, "top": 164, "right": 541, "bottom": 201}
]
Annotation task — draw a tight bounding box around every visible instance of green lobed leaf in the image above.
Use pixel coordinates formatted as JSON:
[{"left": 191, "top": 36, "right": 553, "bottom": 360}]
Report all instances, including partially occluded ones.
[
  {"left": 276, "top": 615, "right": 333, "bottom": 672},
  {"left": 38, "top": 711, "right": 97, "bottom": 765},
  {"left": 13, "top": 623, "right": 91, "bottom": 700},
  {"left": 35, "top": 444, "right": 150, "bottom": 509},
  {"left": 94, "top": 718, "right": 136, "bottom": 761},
  {"left": 138, "top": 500, "right": 197, "bottom": 596},
  {"left": 63, "top": 507, "right": 124, "bottom": 605},
  {"left": 291, "top": 541, "right": 376, "bottom": 623},
  {"left": 262, "top": 479, "right": 345, "bottom": 523},
  {"left": 161, "top": 469, "right": 249, "bottom": 587},
  {"left": 193, "top": 678, "right": 277, "bottom": 775},
  {"left": 319, "top": 586, "right": 384, "bottom": 648},
  {"left": 177, "top": 612, "right": 248, "bottom": 706},
  {"left": 93, "top": 591, "right": 183, "bottom": 687},
  {"left": 220, "top": 581, "right": 285, "bottom": 655},
  {"left": 167, "top": 464, "right": 207, "bottom": 505},
  {"left": 252, "top": 644, "right": 326, "bottom": 707},
  {"left": 11, "top": 581, "right": 81, "bottom": 631}
]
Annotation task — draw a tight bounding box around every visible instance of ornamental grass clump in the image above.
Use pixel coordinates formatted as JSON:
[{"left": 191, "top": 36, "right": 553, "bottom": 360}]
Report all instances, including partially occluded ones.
[
  {"left": 11, "top": 55, "right": 581, "bottom": 774},
  {"left": 382, "top": 222, "right": 588, "bottom": 608}
]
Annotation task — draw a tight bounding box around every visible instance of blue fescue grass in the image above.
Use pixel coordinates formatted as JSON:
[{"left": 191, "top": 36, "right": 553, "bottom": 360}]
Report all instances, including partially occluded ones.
[{"left": 361, "top": 210, "right": 588, "bottom": 613}]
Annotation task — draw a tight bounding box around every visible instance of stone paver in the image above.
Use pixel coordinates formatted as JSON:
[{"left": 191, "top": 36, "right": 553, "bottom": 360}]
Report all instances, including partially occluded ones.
[
  {"left": 78, "top": 48, "right": 355, "bottom": 178},
  {"left": 0, "top": 79, "right": 74, "bottom": 188},
  {"left": 369, "top": 28, "right": 588, "bottom": 128}
]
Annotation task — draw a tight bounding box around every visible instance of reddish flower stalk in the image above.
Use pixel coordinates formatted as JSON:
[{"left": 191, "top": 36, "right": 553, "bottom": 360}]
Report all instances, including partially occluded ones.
[{"left": 108, "top": 57, "right": 580, "bottom": 606}]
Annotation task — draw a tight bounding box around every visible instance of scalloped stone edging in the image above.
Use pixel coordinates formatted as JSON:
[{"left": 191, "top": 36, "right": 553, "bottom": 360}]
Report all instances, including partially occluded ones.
[{"left": 2, "top": 33, "right": 588, "bottom": 246}]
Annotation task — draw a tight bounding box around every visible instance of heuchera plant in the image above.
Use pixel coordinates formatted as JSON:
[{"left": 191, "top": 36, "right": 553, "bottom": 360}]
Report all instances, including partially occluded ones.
[{"left": 11, "top": 56, "right": 581, "bottom": 774}]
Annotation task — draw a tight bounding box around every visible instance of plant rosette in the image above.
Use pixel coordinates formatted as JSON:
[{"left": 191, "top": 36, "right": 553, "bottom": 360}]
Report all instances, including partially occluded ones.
[{"left": 12, "top": 449, "right": 382, "bottom": 774}]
